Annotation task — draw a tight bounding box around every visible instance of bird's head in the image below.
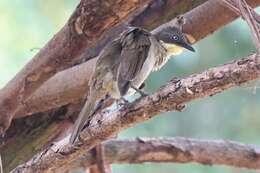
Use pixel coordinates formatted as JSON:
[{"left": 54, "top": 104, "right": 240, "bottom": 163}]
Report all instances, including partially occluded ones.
[{"left": 154, "top": 26, "right": 195, "bottom": 55}]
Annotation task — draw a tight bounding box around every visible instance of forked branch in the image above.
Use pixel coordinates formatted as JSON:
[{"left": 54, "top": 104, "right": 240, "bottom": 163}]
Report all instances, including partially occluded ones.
[{"left": 11, "top": 53, "right": 260, "bottom": 173}]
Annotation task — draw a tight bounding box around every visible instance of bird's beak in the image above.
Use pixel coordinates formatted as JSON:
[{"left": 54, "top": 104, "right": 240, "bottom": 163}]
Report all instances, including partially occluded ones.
[{"left": 180, "top": 42, "right": 195, "bottom": 52}]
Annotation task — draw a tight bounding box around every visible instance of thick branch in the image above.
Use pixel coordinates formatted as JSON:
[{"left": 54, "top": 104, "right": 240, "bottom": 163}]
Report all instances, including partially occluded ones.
[
  {"left": 69, "top": 137, "right": 260, "bottom": 170},
  {"left": 14, "top": 0, "right": 260, "bottom": 118},
  {"left": 15, "top": 60, "right": 95, "bottom": 117},
  {"left": 12, "top": 53, "right": 260, "bottom": 173},
  {"left": 2, "top": 1, "right": 213, "bottom": 171},
  {"left": 4, "top": 0, "right": 260, "bottom": 172},
  {"left": 0, "top": 0, "right": 151, "bottom": 132}
]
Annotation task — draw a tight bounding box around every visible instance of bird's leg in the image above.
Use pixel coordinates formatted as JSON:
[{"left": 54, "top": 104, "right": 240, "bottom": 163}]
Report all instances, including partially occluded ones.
[
  {"left": 130, "top": 83, "right": 148, "bottom": 97},
  {"left": 138, "top": 82, "right": 146, "bottom": 90},
  {"left": 116, "top": 97, "right": 129, "bottom": 107},
  {"left": 92, "top": 94, "right": 110, "bottom": 115},
  {"left": 121, "top": 97, "right": 129, "bottom": 104}
]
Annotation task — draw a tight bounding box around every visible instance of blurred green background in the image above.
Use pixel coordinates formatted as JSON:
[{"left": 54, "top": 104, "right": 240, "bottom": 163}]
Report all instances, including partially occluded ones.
[{"left": 0, "top": 1, "right": 260, "bottom": 173}]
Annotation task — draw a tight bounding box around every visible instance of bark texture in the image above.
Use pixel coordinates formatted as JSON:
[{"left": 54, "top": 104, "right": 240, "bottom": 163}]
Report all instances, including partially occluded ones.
[
  {"left": 0, "top": 0, "right": 152, "bottom": 133},
  {"left": 11, "top": 53, "right": 260, "bottom": 173},
  {"left": 69, "top": 138, "right": 260, "bottom": 170},
  {"left": 14, "top": 0, "right": 260, "bottom": 119},
  {"left": 1, "top": 0, "right": 209, "bottom": 171},
  {"left": 2, "top": 0, "right": 260, "bottom": 172}
]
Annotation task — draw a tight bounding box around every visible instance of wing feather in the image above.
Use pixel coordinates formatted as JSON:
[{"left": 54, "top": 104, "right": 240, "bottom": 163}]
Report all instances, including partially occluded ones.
[{"left": 117, "top": 28, "right": 151, "bottom": 96}]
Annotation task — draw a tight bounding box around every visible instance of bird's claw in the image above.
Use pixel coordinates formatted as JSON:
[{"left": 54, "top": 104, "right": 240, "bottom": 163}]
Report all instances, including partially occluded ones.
[
  {"left": 137, "top": 90, "right": 149, "bottom": 97},
  {"left": 117, "top": 98, "right": 129, "bottom": 107},
  {"left": 130, "top": 84, "right": 149, "bottom": 97}
]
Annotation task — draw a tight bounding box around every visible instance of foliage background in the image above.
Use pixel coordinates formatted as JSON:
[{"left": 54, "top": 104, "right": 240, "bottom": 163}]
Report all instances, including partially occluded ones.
[{"left": 0, "top": 1, "right": 259, "bottom": 173}]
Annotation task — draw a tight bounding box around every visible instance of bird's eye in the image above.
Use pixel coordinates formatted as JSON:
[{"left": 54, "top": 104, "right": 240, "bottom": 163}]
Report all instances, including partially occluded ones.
[{"left": 172, "top": 35, "right": 179, "bottom": 41}]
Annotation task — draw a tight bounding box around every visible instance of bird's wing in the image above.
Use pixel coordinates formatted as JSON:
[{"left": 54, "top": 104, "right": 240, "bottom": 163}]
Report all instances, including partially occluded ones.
[
  {"left": 93, "top": 39, "right": 122, "bottom": 78},
  {"left": 117, "top": 28, "right": 151, "bottom": 96},
  {"left": 70, "top": 40, "right": 123, "bottom": 144}
]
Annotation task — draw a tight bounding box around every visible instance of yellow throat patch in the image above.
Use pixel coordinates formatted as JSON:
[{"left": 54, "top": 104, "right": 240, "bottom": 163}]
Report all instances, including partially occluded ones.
[{"left": 161, "top": 41, "right": 183, "bottom": 55}]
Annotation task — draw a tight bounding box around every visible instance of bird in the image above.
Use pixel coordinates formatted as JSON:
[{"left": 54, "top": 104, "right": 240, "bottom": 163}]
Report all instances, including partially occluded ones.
[{"left": 69, "top": 25, "right": 195, "bottom": 144}]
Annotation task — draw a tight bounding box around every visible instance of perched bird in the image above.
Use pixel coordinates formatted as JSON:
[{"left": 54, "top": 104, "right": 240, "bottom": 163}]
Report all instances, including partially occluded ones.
[{"left": 69, "top": 26, "right": 195, "bottom": 144}]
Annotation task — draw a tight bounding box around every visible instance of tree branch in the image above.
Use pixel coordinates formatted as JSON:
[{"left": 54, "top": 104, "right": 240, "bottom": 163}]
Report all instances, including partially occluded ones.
[
  {"left": 14, "top": 0, "right": 260, "bottom": 119},
  {"left": 68, "top": 137, "right": 260, "bottom": 170},
  {"left": 0, "top": 0, "right": 152, "bottom": 132},
  {"left": 2, "top": 1, "right": 214, "bottom": 171},
  {"left": 12, "top": 53, "right": 260, "bottom": 173},
  {"left": 3, "top": 0, "right": 260, "bottom": 172},
  {"left": 221, "top": 0, "right": 260, "bottom": 52}
]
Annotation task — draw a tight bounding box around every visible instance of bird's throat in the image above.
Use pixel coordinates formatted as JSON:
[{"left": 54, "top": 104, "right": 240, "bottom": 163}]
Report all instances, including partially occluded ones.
[{"left": 161, "top": 42, "right": 183, "bottom": 55}]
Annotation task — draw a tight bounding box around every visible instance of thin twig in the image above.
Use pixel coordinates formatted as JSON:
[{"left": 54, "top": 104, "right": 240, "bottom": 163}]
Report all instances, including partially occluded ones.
[
  {"left": 96, "top": 144, "right": 111, "bottom": 173},
  {"left": 220, "top": 0, "right": 260, "bottom": 52},
  {"left": 239, "top": 0, "right": 260, "bottom": 52}
]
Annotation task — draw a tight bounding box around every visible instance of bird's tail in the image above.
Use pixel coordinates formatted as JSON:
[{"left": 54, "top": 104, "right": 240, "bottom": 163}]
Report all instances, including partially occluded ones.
[{"left": 69, "top": 93, "right": 97, "bottom": 144}]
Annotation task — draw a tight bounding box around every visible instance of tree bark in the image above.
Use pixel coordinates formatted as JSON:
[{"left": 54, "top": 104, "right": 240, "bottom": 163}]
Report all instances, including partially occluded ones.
[
  {"left": 1, "top": 1, "right": 209, "bottom": 171},
  {"left": 14, "top": 0, "right": 260, "bottom": 119},
  {"left": 2, "top": 1, "right": 260, "bottom": 172},
  {"left": 67, "top": 137, "right": 260, "bottom": 170},
  {"left": 0, "top": 0, "right": 152, "bottom": 133},
  {"left": 11, "top": 53, "right": 260, "bottom": 173}
]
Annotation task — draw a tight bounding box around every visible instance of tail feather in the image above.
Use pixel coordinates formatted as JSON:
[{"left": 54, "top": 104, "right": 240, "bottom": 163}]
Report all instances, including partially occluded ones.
[{"left": 70, "top": 95, "right": 97, "bottom": 144}]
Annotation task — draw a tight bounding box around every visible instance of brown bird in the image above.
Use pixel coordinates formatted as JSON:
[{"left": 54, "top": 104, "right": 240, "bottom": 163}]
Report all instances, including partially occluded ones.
[{"left": 69, "top": 26, "right": 195, "bottom": 144}]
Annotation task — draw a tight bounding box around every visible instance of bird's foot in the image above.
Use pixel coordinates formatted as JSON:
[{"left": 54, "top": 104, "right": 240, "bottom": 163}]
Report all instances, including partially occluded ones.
[
  {"left": 116, "top": 97, "right": 129, "bottom": 107},
  {"left": 130, "top": 84, "right": 148, "bottom": 97}
]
